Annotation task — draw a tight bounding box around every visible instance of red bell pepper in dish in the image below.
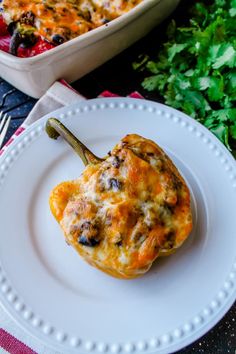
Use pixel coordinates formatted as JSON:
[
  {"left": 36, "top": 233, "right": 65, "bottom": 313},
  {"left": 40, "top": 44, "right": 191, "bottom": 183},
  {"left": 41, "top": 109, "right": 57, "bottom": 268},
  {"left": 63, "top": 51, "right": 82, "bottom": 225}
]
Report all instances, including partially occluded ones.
[
  {"left": 0, "top": 15, "right": 8, "bottom": 36},
  {"left": 0, "top": 0, "right": 142, "bottom": 57},
  {"left": 17, "top": 38, "right": 55, "bottom": 57},
  {"left": 0, "top": 15, "right": 54, "bottom": 57},
  {"left": 0, "top": 35, "right": 10, "bottom": 53}
]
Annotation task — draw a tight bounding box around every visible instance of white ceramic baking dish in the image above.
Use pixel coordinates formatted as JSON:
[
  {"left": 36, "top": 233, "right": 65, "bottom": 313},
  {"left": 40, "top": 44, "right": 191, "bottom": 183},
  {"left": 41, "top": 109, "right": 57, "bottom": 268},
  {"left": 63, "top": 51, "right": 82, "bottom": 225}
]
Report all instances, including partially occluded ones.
[{"left": 0, "top": 0, "right": 180, "bottom": 98}]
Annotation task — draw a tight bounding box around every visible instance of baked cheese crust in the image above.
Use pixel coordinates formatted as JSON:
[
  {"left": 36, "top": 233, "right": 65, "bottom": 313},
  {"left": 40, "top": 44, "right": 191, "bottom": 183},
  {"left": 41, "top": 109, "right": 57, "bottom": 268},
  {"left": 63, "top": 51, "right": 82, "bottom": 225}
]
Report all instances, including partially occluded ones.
[
  {"left": 1, "top": 0, "right": 143, "bottom": 44},
  {"left": 49, "top": 134, "right": 193, "bottom": 279}
]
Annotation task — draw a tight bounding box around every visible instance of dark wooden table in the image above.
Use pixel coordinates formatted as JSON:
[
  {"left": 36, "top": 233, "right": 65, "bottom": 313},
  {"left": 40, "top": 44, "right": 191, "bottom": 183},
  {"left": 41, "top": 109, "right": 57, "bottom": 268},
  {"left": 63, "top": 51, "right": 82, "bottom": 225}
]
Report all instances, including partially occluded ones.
[{"left": 0, "top": 3, "right": 235, "bottom": 353}]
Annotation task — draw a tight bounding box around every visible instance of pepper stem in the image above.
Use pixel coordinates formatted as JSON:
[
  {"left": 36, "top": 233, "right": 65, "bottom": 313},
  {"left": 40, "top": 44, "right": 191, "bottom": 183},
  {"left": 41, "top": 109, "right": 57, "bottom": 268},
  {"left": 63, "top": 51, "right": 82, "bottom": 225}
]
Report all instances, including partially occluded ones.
[{"left": 45, "top": 118, "right": 103, "bottom": 166}]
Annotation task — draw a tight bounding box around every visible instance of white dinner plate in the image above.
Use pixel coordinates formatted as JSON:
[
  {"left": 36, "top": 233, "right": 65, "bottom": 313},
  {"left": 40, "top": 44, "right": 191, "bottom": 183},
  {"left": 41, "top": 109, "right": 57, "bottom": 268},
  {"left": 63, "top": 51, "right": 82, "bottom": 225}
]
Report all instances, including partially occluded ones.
[{"left": 0, "top": 98, "right": 235, "bottom": 354}]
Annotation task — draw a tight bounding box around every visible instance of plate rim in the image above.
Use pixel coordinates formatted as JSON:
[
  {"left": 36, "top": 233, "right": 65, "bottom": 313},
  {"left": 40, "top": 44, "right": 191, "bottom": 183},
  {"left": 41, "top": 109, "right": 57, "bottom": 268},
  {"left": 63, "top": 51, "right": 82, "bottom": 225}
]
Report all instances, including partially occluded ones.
[{"left": 0, "top": 97, "right": 235, "bottom": 354}]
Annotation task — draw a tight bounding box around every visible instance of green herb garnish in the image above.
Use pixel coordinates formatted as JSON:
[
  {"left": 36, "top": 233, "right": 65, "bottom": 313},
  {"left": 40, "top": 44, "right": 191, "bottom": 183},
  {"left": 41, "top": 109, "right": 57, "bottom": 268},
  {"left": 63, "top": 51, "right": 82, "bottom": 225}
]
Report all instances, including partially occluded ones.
[{"left": 133, "top": 0, "right": 236, "bottom": 153}]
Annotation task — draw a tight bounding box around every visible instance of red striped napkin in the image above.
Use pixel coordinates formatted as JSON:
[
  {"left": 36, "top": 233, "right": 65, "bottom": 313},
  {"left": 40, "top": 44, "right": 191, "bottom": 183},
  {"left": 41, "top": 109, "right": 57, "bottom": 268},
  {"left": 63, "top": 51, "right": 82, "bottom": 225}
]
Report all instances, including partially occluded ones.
[
  {"left": 0, "top": 329, "right": 37, "bottom": 354},
  {"left": 0, "top": 80, "right": 143, "bottom": 156},
  {"left": 0, "top": 80, "right": 143, "bottom": 353}
]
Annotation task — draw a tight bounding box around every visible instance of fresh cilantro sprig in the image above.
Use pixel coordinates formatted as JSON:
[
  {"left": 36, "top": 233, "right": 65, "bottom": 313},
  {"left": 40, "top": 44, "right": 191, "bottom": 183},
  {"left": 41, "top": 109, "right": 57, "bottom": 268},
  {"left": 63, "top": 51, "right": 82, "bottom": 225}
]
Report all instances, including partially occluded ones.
[{"left": 133, "top": 0, "right": 236, "bottom": 153}]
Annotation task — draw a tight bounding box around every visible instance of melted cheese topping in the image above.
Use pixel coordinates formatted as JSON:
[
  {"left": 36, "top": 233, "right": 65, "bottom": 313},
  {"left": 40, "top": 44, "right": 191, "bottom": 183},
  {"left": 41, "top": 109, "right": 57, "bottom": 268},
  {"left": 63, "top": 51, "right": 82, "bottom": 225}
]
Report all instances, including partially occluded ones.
[
  {"left": 49, "top": 134, "right": 193, "bottom": 279},
  {"left": 1, "top": 0, "right": 143, "bottom": 43}
]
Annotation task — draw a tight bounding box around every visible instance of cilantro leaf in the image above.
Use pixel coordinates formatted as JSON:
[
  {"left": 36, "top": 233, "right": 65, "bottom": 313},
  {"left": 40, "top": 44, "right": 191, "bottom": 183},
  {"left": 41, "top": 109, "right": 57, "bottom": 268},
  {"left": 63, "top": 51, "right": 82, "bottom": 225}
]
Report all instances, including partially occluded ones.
[
  {"left": 211, "top": 124, "right": 230, "bottom": 149},
  {"left": 168, "top": 43, "right": 188, "bottom": 62},
  {"left": 133, "top": 0, "right": 236, "bottom": 153},
  {"left": 230, "top": 124, "right": 236, "bottom": 139}
]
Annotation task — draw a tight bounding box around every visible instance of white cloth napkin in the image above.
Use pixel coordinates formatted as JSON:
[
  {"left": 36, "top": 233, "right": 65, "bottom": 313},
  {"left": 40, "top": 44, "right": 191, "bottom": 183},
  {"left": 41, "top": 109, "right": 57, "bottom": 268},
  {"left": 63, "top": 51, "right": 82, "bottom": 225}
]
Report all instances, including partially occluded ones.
[{"left": 26, "top": 81, "right": 86, "bottom": 126}]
